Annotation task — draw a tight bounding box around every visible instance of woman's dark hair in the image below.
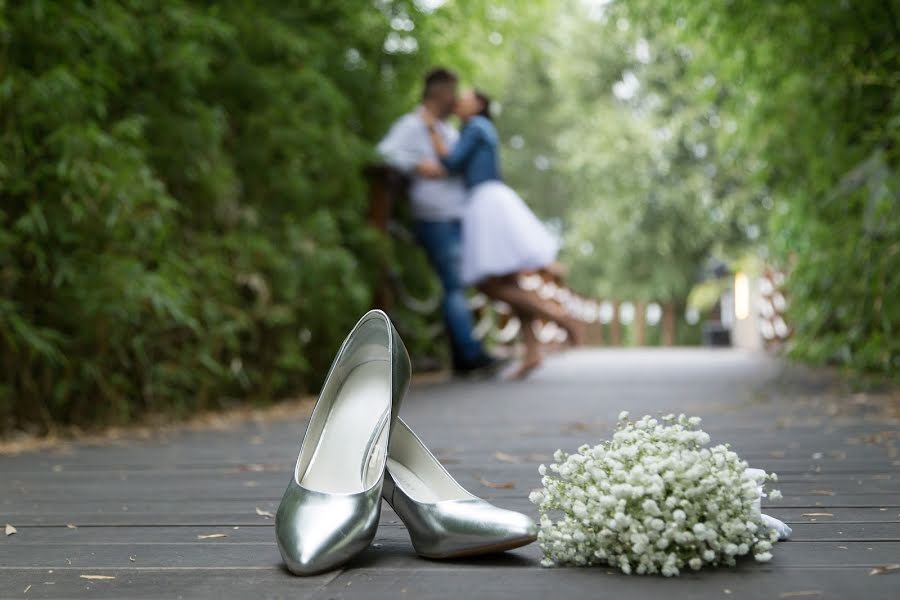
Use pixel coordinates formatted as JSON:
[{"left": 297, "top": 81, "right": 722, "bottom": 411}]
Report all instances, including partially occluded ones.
[{"left": 474, "top": 90, "right": 492, "bottom": 120}]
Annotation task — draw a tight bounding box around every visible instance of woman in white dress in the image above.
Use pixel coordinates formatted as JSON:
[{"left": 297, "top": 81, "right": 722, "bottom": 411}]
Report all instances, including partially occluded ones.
[{"left": 424, "top": 90, "right": 584, "bottom": 378}]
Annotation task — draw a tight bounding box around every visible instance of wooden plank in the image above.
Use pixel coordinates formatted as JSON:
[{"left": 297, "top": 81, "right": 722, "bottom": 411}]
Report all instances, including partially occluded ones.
[
  {"left": 4, "top": 505, "right": 898, "bottom": 527},
  {"left": 4, "top": 521, "right": 899, "bottom": 545},
  {"left": 325, "top": 568, "right": 899, "bottom": 600},
  {"left": 1, "top": 537, "right": 897, "bottom": 570},
  {"left": 1, "top": 565, "right": 897, "bottom": 600},
  {"left": 3, "top": 481, "right": 895, "bottom": 506},
  {"left": 0, "top": 348, "right": 896, "bottom": 599},
  {"left": 0, "top": 568, "right": 336, "bottom": 600}
]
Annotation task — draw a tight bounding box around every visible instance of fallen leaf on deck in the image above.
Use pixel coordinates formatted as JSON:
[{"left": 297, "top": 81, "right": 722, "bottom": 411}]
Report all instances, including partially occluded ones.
[
  {"left": 869, "top": 564, "right": 900, "bottom": 576},
  {"left": 562, "top": 421, "right": 590, "bottom": 433},
  {"left": 197, "top": 534, "right": 227, "bottom": 539},
  {"left": 527, "top": 453, "right": 551, "bottom": 462},
  {"left": 255, "top": 507, "right": 275, "bottom": 518},
  {"left": 779, "top": 592, "right": 822, "bottom": 598},
  {"left": 5, "top": 524, "right": 16, "bottom": 536},
  {"left": 494, "top": 452, "right": 520, "bottom": 463},
  {"left": 769, "top": 450, "right": 786, "bottom": 458},
  {"left": 810, "top": 490, "right": 835, "bottom": 496},
  {"left": 478, "top": 477, "right": 515, "bottom": 489},
  {"left": 66, "top": 524, "right": 77, "bottom": 529},
  {"left": 79, "top": 575, "right": 115, "bottom": 580},
  {"left": 232, "top": 463, "right": 283, "bottom": 473},
  {"left": 801, "top": 513, "right": 833, "bottom": 517}
]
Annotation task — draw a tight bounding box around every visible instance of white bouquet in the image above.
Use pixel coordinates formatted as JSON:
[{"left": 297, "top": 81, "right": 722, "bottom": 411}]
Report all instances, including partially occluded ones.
[{"left": 529, "top": 413, "right": 787, "bottom": 576}]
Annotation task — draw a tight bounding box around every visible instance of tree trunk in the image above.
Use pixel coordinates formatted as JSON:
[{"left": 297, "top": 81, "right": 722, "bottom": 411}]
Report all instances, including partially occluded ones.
[
  {"left": 634, "top": 301, "right": 646, "bottom": 346},
  {"left": 610, "top": 300, "right": 621, "bottom": 346},
  {"left": 365, "top": 166, "right": 395, "bottom": 310},
  {"left": 662, "top": 302, "right": 676, "bottom": 346}
]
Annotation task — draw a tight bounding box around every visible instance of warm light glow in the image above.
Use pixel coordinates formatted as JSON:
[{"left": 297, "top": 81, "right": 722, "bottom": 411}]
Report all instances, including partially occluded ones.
[{"left": 734, "top": 272, "right": 750, "bottom": 320}]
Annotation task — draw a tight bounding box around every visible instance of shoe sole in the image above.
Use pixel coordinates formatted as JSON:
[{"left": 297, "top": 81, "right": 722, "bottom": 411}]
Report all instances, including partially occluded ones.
[{"left": 417, "top": 534, "right": 537, "bottom": 559}]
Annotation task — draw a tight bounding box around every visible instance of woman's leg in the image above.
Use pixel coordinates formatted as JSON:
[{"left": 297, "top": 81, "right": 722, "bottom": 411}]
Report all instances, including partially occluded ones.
[
  {"left": 509, "top": 314, "right": 543, "bottom": 379},
  {"left": 479, "top": 275, "right": 585, "bottom": 345}
]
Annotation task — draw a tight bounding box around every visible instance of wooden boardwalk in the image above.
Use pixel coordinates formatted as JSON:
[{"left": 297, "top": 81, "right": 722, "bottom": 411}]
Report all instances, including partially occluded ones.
[{"left": 1, "top": 349, "right": 897, "bottom": 599}]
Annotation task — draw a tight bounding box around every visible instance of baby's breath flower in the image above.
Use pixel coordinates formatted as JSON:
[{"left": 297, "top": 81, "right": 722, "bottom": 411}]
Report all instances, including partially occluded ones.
[{"left": 531, "top": 412, "right": 787, "bottom": 575}]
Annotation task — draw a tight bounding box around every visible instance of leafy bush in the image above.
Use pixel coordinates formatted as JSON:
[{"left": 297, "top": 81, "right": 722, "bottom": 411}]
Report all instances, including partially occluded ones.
[
  {"left": 662, "top": 0, "right": 900, "bottom": 376},
  {"left": 0, "top": 1, "right": 432, "bottom": 432}
]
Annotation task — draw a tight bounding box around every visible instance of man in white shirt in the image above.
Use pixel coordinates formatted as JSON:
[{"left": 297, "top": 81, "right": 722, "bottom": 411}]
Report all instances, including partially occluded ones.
[{"left": 377, "top": 68, "right": 499, "bottom": 374}]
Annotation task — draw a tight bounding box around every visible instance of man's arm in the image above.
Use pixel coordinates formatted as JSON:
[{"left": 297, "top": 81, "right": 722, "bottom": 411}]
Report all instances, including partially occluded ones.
[
  {"left": 378, "top": 115, "right": 447, "bottom": 178},
  {"left": 377, "top": 117, "right": 423, "bottom": 174}
]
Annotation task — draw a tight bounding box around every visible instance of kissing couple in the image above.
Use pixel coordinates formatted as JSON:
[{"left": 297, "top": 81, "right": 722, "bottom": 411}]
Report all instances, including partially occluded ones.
[{"left": 378, "top": 67, "right": 584, "bottom": 380}]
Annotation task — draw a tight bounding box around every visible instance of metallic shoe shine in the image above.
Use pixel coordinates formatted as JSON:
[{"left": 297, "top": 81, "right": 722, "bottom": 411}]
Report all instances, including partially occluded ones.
[
  {"left": 383, "top": 418, "right": 537, "bottom": 559},
  {"left": 276, "top": 310, "right": 410, "bottom": 575}
]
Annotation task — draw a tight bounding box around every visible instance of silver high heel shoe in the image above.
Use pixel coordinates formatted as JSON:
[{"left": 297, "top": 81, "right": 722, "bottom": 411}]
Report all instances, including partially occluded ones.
[
  {"left": 383, "top": 418, "right": 537, "bottom": 558},
  {"left": 275, "top": 310, "right": 410, "bottom": 575}
]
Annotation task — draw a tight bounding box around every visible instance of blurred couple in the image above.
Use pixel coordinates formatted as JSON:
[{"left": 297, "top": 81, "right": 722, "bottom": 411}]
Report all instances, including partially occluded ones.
[{"left": 378, "top": 67, "right": 583, "bottom": 379}]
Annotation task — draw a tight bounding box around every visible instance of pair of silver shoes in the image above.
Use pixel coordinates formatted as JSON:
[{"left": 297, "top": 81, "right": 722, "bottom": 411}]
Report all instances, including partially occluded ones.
[{"left": 275, "top": 310, "right": 537, "bottom": 575}]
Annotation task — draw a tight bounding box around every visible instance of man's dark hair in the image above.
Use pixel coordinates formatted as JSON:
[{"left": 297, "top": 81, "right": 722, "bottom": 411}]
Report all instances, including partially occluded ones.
[{"left": 423, "top": 67, "right": 458, "bottom": 100}]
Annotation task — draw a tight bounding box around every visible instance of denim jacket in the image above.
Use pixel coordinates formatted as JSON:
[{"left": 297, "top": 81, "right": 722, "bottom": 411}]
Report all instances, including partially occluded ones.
[{"left": 440, "top": 116, "right": 501, "bottom": 189}]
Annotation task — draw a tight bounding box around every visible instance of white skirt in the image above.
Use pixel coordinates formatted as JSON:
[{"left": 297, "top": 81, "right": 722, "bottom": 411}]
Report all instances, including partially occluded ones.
[{"left": 461, "top": 181, "right": 558, "bottom": 286}]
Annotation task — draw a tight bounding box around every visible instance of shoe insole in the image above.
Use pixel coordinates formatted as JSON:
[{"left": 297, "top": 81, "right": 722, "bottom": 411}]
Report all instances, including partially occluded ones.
[
  {"left": 386, "top": 458, "right": 442, "bottom": 503},
  {"left": 301, "top": 360, "right": 391, "bottom": 494}
]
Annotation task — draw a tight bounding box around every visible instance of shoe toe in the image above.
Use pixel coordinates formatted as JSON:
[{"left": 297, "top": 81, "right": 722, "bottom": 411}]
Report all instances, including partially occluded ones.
[
  {"left": 486, "top": 505, "right": 538, "bottom": 545},
  {"left": 505, "top": 510, "right": 537, "bottom": 542},
  {"left": 276, "top": 485, "right": 380, "bottom": 575},
  {"left": 416, "top": 499, "right": 537, "bottom": 557}
]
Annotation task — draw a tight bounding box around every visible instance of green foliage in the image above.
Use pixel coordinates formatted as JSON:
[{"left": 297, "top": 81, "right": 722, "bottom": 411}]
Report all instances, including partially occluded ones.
[
  {"left": 490, "top": 0, "right": 897, "bottom": 372},
  {"left": 0, "top": 0, "right": 556, "bottom": 432},
  {"left": 2, "top": 0, "right": 894, "bottom": 434},
  {"left": 491, "top": 1, "right": 762, "bottom": 310},
  {"left": 0, "top": 0, "right": 434, "bottom": 431},
  {"left": 644, "top": 0, "right": 900, "bottom": 374}
]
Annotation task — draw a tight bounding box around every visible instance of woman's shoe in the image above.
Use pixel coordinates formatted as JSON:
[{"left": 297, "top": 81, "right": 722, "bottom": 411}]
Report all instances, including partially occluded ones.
[
  {"left": 383, "top": 418, "right": 537, "bottom": 558},
  {"left": 275, "top": 310, "right": 410, "bottom": 575}
]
